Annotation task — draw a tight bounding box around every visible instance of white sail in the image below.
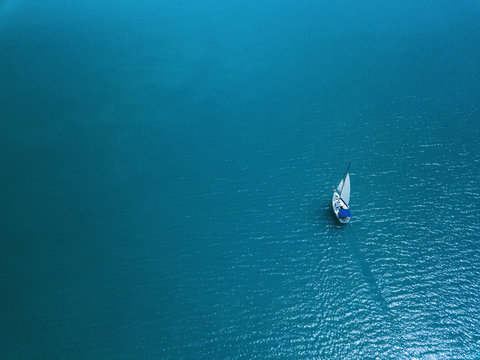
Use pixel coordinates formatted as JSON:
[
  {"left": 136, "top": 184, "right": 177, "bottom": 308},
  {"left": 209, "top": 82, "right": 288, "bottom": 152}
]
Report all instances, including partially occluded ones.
[
  {"left": 341, "top": 173, "right": 351, "bottom": 205},
  {"left": 337, "top": 178, "right": 344, "bottom": 192}
]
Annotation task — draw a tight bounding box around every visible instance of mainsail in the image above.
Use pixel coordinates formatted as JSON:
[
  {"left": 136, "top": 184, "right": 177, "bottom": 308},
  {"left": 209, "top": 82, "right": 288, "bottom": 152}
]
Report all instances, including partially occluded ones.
[
  {"left": 341, "top": 173, "right": 351, "bottom": 205},
  {"left": 332, "top": 162, "right": 352, "bottom": 224}
]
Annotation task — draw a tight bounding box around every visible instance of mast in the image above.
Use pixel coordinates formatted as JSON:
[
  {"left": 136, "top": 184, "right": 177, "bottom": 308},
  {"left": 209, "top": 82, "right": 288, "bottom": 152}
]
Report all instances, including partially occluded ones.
[{"left": 343, "top": 162, "right": 351, "bottom": 179}]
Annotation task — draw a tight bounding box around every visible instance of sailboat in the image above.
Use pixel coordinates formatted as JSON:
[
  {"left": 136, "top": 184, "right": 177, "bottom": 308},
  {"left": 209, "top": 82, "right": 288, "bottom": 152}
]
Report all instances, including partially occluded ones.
[{"left": 332, "top": 162, "right": 352, "bottom": 224}]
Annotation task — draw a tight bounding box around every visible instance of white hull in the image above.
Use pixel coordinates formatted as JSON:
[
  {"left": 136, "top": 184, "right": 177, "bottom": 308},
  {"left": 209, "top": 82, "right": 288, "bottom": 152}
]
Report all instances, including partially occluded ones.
[{"left": 332, "top": 190, "right": 351, "bottom": 224}]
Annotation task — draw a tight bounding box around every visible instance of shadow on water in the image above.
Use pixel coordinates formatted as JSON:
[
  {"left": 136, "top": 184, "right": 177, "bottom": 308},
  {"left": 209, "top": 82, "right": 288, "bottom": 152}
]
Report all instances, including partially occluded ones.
[
  {"left": 322, "top": 201, "right": 391, "bottom": 316},
  {"left": 318, "top": 202, "right": 405, "bottom": 354},
  {"left": 347, "top": 235, "right": 392, "bottom": 316}
]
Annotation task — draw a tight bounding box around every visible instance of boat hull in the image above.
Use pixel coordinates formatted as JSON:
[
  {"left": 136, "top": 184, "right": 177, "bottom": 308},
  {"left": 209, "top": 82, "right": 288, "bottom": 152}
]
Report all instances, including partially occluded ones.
[{"left": 332, "top": 191, "right": 351, "bottom": 224}]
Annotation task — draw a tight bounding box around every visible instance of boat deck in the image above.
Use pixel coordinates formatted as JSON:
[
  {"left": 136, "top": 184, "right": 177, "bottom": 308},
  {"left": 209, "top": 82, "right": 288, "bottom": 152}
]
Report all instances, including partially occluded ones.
[{"left": 333, "top": 193, "right": 348, "bottom": 210}]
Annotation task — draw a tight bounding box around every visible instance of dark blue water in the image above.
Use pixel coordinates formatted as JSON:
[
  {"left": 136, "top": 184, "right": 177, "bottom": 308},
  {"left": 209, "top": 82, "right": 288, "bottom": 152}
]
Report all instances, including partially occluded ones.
[{"left": 1, "top": 1, "right": 480, "bottom": 358}]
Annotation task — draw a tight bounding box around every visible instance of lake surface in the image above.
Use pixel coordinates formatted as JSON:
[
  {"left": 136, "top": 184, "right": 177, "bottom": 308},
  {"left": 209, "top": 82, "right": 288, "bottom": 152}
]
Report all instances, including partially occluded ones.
[{"left": 1, "top": 0, "right": 480, "bottom": 358}]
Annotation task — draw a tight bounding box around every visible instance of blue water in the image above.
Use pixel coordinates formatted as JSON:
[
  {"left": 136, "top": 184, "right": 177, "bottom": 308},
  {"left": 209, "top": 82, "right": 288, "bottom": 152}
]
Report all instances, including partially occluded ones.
[{"left": 1, "top": 1, "right": 480, "bottom": 358}]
